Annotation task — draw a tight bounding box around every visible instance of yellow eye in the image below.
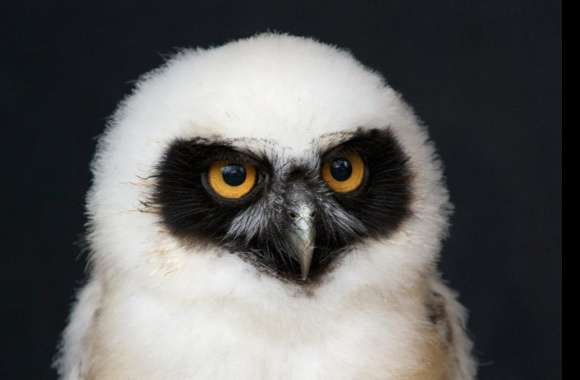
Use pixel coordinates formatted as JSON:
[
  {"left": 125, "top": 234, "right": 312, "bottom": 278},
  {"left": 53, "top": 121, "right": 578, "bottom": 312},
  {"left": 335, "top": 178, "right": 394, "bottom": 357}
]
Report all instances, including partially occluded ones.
[
  {"left": 208, "top": 161, "right": 257, "bottom": 199},
  {"left": 321, "top": 151, "right": 365, "bottom": 193}
]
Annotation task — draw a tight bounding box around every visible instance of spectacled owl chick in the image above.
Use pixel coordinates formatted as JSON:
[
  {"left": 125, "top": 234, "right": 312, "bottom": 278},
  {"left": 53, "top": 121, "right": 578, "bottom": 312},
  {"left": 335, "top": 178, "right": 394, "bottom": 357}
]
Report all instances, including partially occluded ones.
[{"left": 56, "top": 33, "right": 476, "bottom": 380}]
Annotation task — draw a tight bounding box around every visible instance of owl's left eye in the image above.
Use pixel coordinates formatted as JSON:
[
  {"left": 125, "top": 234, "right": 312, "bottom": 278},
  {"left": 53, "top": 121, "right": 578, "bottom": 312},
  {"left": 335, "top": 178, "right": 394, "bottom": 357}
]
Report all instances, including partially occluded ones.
[
  {"left": 208, "top": 161, "right": 257, "bottom": 199},
  {"left": 321, "top": 151, "right": 365, "bottom": 193}
]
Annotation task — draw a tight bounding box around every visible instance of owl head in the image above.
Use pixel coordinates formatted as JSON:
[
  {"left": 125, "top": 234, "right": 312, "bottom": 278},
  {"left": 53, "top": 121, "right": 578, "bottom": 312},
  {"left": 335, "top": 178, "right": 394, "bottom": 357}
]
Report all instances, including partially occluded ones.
[{"left": 87, "top": 33, "right": 450, "bottom": 299}]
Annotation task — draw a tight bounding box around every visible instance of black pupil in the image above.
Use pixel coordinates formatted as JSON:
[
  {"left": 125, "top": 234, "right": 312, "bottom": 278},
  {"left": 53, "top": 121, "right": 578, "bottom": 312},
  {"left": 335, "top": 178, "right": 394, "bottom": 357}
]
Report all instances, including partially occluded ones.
[
  {"left": 222, "top": 164, "right": 246, "bottom": 186},
  {"left": 330, "top": 158, "right": 352, "bottom": 181}
]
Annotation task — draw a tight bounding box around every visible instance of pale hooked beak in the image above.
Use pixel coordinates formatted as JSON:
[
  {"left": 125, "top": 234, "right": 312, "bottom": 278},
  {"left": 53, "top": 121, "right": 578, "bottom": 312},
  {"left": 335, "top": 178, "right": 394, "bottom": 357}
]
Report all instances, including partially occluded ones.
[{"left": 288, "top": 203, "right": 315, "bottom": 281}]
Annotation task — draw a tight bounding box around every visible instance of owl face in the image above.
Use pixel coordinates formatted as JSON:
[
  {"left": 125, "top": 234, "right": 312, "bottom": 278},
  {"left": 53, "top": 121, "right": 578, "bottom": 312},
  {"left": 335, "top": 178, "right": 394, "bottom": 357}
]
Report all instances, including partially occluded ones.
[
  {"left": 153, "top": 127, "right": 411, "bottom": 283},
  {"left": 88, "top": 34, "right": 450, "bottom": 294}
]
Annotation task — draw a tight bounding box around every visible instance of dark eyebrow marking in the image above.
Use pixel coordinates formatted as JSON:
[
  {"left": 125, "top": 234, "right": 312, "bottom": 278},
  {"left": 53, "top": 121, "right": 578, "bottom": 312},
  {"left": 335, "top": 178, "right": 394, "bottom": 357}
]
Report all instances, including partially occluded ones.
[
  {"left": 174, "top": 136, "right": 274, "bottom": 169},
  {"left": 318, "top": 127, "right": 393, "bottom": 157}
]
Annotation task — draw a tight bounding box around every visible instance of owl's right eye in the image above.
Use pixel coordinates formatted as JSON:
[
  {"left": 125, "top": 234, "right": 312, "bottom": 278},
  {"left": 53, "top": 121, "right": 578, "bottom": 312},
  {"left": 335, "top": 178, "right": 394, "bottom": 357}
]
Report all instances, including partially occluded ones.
[{"left": 208, "top": 161, "right": 257, "bottom": 199}]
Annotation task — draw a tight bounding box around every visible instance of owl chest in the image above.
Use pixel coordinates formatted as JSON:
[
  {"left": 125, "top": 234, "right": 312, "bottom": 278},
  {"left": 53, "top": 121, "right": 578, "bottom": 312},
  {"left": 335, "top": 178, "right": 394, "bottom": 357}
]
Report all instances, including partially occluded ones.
[{"left": 86, "top": 290, "right": 449, "bottom": 380}]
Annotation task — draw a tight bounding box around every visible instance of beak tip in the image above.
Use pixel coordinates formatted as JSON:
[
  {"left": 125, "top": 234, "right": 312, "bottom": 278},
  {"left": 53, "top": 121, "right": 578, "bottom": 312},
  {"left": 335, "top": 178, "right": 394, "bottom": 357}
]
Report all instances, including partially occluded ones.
[{"left": 299, "top": 256, "right": 312, "bottom": 281}]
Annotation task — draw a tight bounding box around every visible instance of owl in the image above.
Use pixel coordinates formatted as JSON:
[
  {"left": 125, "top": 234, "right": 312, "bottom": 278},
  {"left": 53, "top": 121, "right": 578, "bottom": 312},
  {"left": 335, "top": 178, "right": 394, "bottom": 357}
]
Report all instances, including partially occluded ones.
[{"left": 55, "top": 33, "right": 476, "bottom": 380}]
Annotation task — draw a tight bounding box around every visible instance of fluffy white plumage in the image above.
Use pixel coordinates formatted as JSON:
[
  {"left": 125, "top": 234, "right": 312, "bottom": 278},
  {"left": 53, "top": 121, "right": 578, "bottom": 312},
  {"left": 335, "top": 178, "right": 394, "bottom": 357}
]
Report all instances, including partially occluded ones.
[{"left": 56, "top": 33, "right": 476, "bottom": 379}]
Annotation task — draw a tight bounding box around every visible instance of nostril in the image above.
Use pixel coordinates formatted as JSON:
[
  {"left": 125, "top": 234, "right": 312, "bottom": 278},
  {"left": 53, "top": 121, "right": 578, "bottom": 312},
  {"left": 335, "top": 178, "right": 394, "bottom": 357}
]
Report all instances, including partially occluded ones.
[{"left": 288, "top": 211, "right": 298, "bottom": 219}]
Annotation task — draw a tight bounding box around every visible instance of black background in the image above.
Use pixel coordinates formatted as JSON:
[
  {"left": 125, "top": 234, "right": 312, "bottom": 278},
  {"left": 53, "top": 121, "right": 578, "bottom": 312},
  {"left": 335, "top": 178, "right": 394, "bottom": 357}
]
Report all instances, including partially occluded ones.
[{"left": 2, "top": 1, "right": 561, "bottom": 379}]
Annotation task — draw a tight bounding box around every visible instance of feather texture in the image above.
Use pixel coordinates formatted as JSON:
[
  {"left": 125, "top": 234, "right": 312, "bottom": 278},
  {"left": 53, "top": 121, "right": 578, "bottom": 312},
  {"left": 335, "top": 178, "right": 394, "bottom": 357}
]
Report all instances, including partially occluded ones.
[{"left": 56, "top": 33, "right": 476, "bottom": 379}]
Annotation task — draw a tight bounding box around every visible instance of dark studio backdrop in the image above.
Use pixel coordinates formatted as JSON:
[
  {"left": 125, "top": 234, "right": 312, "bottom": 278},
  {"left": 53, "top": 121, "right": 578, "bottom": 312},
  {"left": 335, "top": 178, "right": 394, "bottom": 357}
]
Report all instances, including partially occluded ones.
[{"left": 2, "top": 1, "right": 561, "bottom": 379}]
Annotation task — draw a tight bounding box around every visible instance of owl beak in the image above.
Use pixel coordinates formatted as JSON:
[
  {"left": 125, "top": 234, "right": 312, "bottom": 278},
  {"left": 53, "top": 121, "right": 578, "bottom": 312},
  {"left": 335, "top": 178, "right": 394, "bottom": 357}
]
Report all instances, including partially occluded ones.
[{"left": 288, "top": 203, "right": 315, "bottom": 281}]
